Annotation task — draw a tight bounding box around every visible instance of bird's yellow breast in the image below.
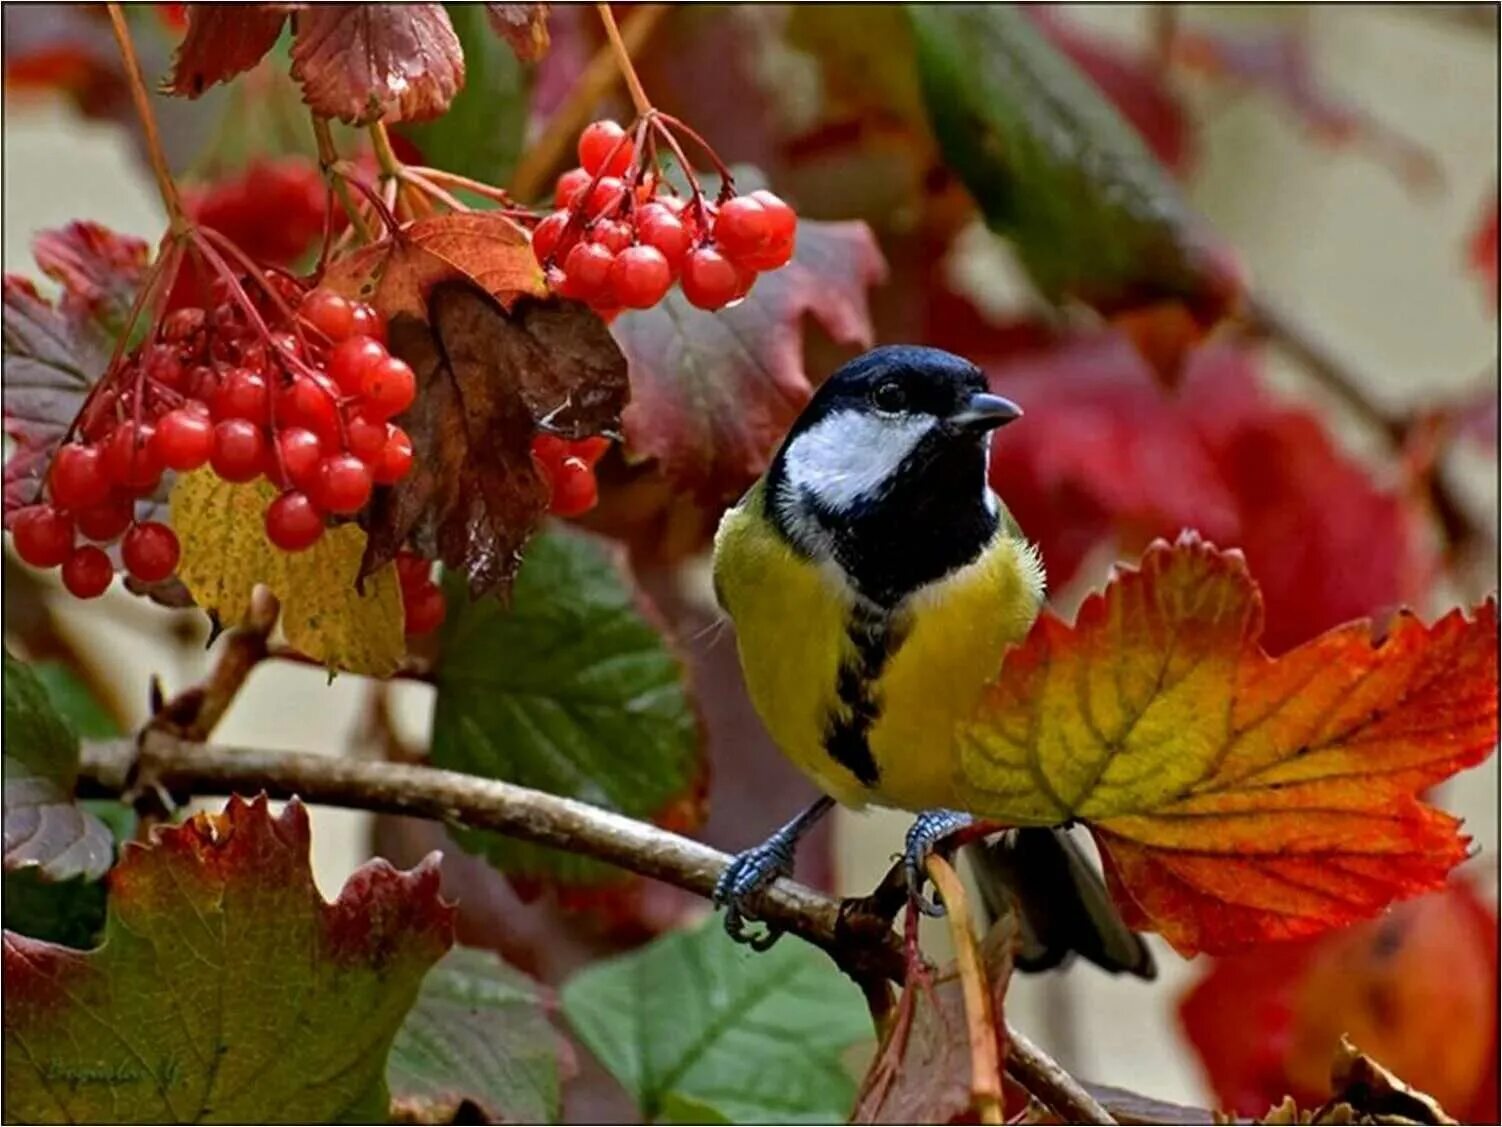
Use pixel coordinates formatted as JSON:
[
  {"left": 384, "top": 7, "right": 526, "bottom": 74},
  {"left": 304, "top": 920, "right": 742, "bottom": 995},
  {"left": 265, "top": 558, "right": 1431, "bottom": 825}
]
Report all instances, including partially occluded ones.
[{"left": 713, "top": 482, "right": 1044, "bottom": 812}]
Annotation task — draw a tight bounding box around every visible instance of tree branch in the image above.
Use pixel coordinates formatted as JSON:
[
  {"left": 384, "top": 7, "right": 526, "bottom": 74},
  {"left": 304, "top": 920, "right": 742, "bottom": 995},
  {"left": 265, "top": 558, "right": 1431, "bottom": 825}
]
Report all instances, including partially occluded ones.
[{"left": 76, "top": 734, "right": 1116, "bottom": 1126}]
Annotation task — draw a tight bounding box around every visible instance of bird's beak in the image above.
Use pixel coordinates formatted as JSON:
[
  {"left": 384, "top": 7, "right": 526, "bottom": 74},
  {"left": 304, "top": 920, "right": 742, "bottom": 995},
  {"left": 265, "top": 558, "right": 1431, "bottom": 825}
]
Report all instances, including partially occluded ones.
[{"left": 950, "top": 392, "right": 1022, "bottom": 433}]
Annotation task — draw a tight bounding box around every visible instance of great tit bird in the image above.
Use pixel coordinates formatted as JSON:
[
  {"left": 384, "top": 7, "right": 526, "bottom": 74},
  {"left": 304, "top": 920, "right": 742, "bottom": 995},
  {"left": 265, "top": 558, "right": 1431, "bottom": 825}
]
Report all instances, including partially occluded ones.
[{"left": 711, "top": 344, "right": 1153, "bottom": 977}]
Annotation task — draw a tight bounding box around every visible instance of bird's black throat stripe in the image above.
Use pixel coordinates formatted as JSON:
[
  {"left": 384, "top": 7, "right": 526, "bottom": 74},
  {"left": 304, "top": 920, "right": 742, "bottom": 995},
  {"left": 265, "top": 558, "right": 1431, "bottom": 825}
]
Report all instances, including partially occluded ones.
[{"left": 823, "top": 603, "right": 907, "bottom": 786}]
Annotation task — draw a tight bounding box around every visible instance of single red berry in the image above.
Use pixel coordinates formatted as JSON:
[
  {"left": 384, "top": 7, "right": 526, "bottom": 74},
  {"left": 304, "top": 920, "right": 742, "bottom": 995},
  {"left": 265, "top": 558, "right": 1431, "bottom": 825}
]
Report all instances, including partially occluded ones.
[
  {"left": 213, "top": 367, "right": 271, "bottom": 424},
  {"left": 561, "top": 242, "right": 616, "bottom": 302},
  {"left": 533, "top": 210, "right": 576, "bottom": 264},
  {"left": 310, "top": 453, "right": 373, "bottom": 514},
  {"left": 610, "top": 245, "right": 673, "bottom": 309},
  {"left": 103, "top": 422, "right": 162, "bottom": 492},
  {"left": 274, "top": 374, "right": 339, "bottom": 441},
  {"left": 395, "top": 551, "right": 431, "bottom": 587},
  {"left": 571, "top": 435, "right": 612, "bottom": 467},
  {"left": 49, "top": 443, "right": 111, "bottom": 511},
  {"left": 161, "top": 306, "right": 206, "bottom": 341},
  {"left": 211, "top": 419, "right": 267, "bottom": 483},
  {"left": 531, "top": 433, "right": 569, "bottom": 469},
  {"left": 374, "top": 426, "right": 414, "bottom": 484},
  {"left": 271, "top": 427, "right": 323, "bottom": 492},
  {"left": 152, "top": 408, "right": 215, "bottom": 471},
  {"left": 555, "top": 167, "right": 591, "bottom": 209},
  {"left": 590, "top": 218, "right": 634, "bottom": 254},
  {"left": 61, "top": 544, "right": 113, "bottom": 598},
  {"left": 145, "top": 347, "right": 185, "bottom": 391},
  {"left": 361, "top": 356, "right": 416, "bottom": 421},
  {"left": 329, "top": 336, "right": 389, "bottom": 396},
  {"left": 349, "top": 303, "right": 385, "bottom": 343},
  {"left": 300, "top": 288, "right": 355, "bottom": 342},
  {"left": 345, "top": 415, "right": 388, "bottom": 463},
  {"left": 713, "top": 195, "right": 774, "bottom": 260},
  {"left": 264, "top": 491, "right": 325, "bottom": 551},
  {"left": 681, "top": 246, "right": 749, "bottom": 310},
  {"left": 750, "top": 189, "right": 797, "bottom": 243},
  {"left": 75, "top": 494, "right": 135, "bottom": 543},
  {"left": 403, "top": 579, "right": 447, "bottom": 635},
  {"left": 121, "top": 521, "right": 180, "bottom": 582},
  {"left": 578, "top": 120, "right": 634, "bottom": 177},
  {"left": 11, "top": 505, "right": 74, "bottom": 567},
  {"left": 637, "top": 206, "right": 691, "bottom": 270},
  {"left": 571, "top": 175, "right": 625, "bottom": 219},
  {"left": 548, "top": 455, "right": 598, "bottom": 516}
]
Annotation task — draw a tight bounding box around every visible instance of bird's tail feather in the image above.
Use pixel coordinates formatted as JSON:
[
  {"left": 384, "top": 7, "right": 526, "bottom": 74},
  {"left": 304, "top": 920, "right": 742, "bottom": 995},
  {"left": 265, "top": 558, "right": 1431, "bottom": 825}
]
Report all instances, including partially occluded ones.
[{"left": 965, "top": 826, "right": 1156, "bottom": 979}]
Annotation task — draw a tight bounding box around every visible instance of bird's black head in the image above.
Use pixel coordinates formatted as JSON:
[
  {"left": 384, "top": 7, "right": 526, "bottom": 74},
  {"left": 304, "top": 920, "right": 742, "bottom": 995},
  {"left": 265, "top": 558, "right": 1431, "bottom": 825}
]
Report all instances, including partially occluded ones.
[{"left": 766, "top": 345, "right": 1022, "bottom": 607}]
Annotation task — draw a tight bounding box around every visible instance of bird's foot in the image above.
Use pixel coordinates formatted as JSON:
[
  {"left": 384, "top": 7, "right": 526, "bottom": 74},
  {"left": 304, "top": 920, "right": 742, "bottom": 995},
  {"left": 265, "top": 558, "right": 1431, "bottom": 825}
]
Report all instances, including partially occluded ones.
[
  {"left": 713, "top": 835, "right": 798, "bottom": 950},
  {"left": 903, "top": 809, "right": 974, "bottom": 918}
]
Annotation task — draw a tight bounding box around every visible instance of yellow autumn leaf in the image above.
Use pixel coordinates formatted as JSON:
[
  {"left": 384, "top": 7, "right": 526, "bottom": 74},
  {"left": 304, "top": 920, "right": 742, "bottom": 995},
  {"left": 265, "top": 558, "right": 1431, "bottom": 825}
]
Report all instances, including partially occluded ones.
[{"left": 171, "top": 470, "right": 404, "bottom": 676}]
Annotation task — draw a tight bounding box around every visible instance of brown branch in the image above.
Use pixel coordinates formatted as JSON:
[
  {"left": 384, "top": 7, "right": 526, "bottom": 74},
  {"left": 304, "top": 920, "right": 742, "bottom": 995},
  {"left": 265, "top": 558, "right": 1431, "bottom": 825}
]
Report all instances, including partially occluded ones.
[
  {"left": 76, "top": 735, "right": 1115, "bottom": 1125},
  {"left": 144, "top": 590, "right": 279, "bottom": 742}
]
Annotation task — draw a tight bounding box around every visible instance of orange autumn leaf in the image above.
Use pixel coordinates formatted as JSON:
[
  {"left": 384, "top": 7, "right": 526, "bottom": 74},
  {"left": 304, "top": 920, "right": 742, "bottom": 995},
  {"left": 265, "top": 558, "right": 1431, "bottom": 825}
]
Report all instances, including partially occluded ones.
[{"left": 957, "top": 533, "right": 1498, "bottom": 956}]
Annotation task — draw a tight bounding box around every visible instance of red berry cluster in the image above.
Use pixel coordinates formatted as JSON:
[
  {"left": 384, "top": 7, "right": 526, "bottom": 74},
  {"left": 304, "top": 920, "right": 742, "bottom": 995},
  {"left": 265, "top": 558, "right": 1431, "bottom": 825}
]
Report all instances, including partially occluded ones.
[
  {"left": 396, "top": 552, "right": 445, "bottom": 635},
  {"left": 532, "top": 119, "right": 797, "bottom": 315},
  {"left": 9, "top": 282, "right": 417, "bottom": 598},
  {"left": 531, "top": 433, "right": 610, "bottom": 517}
]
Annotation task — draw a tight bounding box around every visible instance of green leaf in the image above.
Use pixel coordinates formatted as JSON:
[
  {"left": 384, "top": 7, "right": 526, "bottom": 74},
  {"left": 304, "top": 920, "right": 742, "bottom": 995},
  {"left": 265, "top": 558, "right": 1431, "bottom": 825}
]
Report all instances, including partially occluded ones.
[
  {"left": 399, "top": 2, "right": 530, "bottom": 187},
  {"left": 388, "top": 946, "right": 563, "bottom": 1124},
  {"left": 432, "top": 530, "right": 702, "bottom": 881},
  {"left": 562, "top": 920, "right": 872, "bottom": 1124},
  {"left": 2, "top": 796, "right": 453, "bottom": 1124},
  {"left": 906, "top": 4, "right": 1227, "bottom": 314},
  {"left": 2, "top": 651, "right": 112, "bottom": 881},
  {"left": 1, "top": 869, "right": 106, "bottom": 950},
  {"left": 29, "top": 661, "right": 121, "bottom": 739}
]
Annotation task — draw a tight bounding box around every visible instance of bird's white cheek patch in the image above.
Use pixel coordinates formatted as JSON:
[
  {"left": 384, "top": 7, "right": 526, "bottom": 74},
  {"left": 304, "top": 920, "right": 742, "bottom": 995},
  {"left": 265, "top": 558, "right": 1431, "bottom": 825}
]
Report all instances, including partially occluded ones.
[{"left": 782, "top": 410, "right": 934, "bottom": 509}]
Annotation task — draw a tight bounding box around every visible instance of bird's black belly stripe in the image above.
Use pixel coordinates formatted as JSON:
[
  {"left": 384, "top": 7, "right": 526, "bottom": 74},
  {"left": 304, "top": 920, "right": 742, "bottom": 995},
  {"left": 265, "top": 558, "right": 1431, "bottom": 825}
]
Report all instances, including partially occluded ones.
[{"left": 823, "top": 605, "right": 906, "bottom": 786}]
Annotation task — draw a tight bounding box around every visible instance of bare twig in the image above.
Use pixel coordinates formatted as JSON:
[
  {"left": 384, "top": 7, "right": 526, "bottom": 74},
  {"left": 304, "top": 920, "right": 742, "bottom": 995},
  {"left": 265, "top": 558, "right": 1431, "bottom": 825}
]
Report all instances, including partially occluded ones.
[
  {"left": 144, "top": 591, "right": 279, "bottom": 742},
  {"left": 106, "top": 3, "right": 186, "bottom": 225},
  {"left": 76, "top": 736, "right": 1114, "bottom": 1125},
  {"left": 926, "top": 855, "right": 1004, "bottom": 1126}
]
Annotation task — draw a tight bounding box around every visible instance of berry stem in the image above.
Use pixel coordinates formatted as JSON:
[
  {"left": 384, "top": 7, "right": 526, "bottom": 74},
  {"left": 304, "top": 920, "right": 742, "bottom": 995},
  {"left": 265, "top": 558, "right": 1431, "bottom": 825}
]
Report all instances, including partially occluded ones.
[
  {"left": 596, "top": 4, "right": 653, "bottom": 117},
  {"left": 311, "top": 114, "right": 374, "bottom": 244},
  {"left": 105, "top": 3, "right": 187, "bottom": 228},
  {"left": 368, "top": 121, "right": 422, "bottom": 220},
  {"left": 398, "top": 169, "right": 470, "bottom": 214}
]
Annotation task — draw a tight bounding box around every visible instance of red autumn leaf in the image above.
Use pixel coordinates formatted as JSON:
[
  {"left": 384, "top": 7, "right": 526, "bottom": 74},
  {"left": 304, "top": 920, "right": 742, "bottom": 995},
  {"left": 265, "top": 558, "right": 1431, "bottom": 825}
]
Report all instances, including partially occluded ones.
[
  {"left": 2, "top": 224, "right": 149, "bottom": 518},
  {"left": 1180, "top": 878, "right": 1498, "bottom": 1122},
  {"left": 290, "top": 3, "right": 465, "bottom": 125},
  {"left": 1468, "top": 192, "right": 1498, "bottom": 311},
  {"left": 983, "top": 332, "right": 1432, "bottom": 652},
  {"left": 363, "top": 282, "right": 628, "bottom": 598},
  {"left": 1026, "top": 7, "right": 1193, "bottom": 176},
  {"left": 323, "top": 210, "right": 546, "bottom": 323},
  {"left": 485, "top": 2, "right": 550, "bottom": 62},
  {"left": 2, "top": 795, "right": 453, "bottom": 1122},
  {"left": 609, "top": 218, "right": 887, "bottom": 504},
  {"left": 958, "top": 534, "right": 1498, "bottom": 957},
  {"left": 163, "top": 2, "right": 290, "bottom": 98},
  {"left": 1172, "top": 25, "right": 1440, "bottom": 191}
]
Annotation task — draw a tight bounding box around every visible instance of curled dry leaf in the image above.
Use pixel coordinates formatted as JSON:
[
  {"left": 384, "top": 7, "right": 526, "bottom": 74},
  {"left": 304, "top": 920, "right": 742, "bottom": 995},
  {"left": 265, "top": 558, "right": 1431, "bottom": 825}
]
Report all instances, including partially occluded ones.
[
  {"left": 485, "top": 2, "right": 550, "bottom": 62},
  {"left": 362, "top": 281, "right": 628, "bottom": 598},
  {"left": 290, "top": 3, "right": 465, "bottom": 125},
  {"left": 163, "top": 2, "right": 291, "bottom": 98},
  {"left": 957, "top": 534, "right": 1498, "bottom": 956},
  {"left": 2, "top": 796, "right": 454, "bottom": 1124}
]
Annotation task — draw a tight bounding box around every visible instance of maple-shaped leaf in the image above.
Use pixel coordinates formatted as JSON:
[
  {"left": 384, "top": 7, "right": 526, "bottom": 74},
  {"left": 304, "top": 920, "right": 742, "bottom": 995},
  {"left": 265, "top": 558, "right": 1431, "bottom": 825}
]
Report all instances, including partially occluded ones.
[
  {"left": 362, "top": 281, "right": 627, "bottom": 599},
  {"left": 2, "top": 651, "right": 113, "bottom": 882},
  {"left": 172, "top": 469, "right": 405, "bottom": 675},
  {"left": 561, "top": 918, "right": 870, "bottom": 1124},
  {"left": 609, "top": 218, "right": 886, "bottom": 504},
  {"left": 3, "top": 223, "right": 149, "bottom": 517},
  {"left": 432, "top": 530, "right": 702, "bottom": 882},
  {"left": 957, "top": 534, "right": 1499, "bottom": 957},
  {"left": 907, "top": 6, "right": 1241, "bottom": 327},
  {"left": 163, "top": 2, "right": 289, "bottom": 98},
  {"left": 290, "top": 3, "right": 465, "bottom": 125},
  {"left": 323, "top": 211, "right": 546, "bottom": 324},
  {"left": 388, "top": 946, "right": 567, "bottom": 1124},
  {"left": 2, "top": 795, "right": 453, "bottom": 1123},
  {"left": 1180, "top": 878, "right": 1498, "bottom": 1123},
  {"left": 485, "top": 2, "right": 549, "bottom": 62}
]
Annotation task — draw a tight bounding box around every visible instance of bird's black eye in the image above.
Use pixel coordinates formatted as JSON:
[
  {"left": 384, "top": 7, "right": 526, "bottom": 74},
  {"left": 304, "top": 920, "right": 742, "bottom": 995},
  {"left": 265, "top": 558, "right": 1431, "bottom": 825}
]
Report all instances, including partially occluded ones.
[{"left": 871, "top": 381, "right": 906, "bottom": 413}]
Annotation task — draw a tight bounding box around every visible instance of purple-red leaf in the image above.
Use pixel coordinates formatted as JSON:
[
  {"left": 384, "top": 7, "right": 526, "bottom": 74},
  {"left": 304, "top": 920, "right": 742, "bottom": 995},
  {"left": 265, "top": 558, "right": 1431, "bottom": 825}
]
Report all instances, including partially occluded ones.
[
  {"left": 163, "top": 2, "right": 290, "bottom": 98},
  {"left": 485, "top": 2, "right": 550, "bottom": 62}
]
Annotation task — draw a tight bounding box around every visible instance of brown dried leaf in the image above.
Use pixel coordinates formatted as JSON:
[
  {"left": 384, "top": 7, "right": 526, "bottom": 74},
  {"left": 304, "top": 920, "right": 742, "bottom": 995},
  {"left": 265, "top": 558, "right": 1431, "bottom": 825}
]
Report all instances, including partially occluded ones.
[
  {"left": 323, "top": 211, "right": 545, "bottom": 323},
  {"left": 164, "top": 3, "right": 291, "bottom": 98},
  {"left": 485, "top": 3, "right": 550, "bottom": 61},
  {"left": 362, "top": 281, "right": 628, "bottom": 598},
  {"left": 290, "top": 3, "right": 465, "bottom": 124}
]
